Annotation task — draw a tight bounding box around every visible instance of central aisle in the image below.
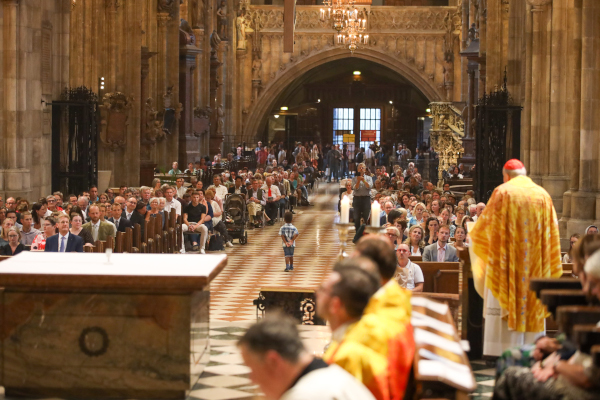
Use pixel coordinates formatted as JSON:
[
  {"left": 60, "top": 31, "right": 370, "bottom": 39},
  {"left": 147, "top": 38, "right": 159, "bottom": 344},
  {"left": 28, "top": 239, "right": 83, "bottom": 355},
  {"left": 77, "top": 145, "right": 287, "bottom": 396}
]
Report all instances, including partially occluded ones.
[{"left": 210, "top": 183, "right": 343, "bottom": 322}]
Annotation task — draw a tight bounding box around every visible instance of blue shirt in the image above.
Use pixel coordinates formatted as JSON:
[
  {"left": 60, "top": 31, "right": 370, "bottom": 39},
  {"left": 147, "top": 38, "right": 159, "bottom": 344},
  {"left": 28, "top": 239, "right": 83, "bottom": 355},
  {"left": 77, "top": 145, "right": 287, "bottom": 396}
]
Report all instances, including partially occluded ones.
[{"left": 279, "top": 223, "right": 299, "bottom": 247}]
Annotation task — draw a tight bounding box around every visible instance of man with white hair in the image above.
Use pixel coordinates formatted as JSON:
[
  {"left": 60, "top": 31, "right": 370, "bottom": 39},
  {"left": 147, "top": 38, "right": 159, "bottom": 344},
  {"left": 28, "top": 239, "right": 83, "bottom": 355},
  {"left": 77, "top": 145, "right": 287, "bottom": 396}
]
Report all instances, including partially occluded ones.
[
  {"left": 469, "top": 159, "right": 562, "bottom": 358},
  {"left": 469, "top": 204, "right": 478, "bottom": 219}
]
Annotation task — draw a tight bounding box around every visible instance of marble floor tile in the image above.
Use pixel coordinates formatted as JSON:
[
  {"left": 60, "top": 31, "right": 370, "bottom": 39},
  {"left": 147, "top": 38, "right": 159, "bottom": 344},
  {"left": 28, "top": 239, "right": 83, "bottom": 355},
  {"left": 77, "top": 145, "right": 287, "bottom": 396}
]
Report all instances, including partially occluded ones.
[
  {"left": 204, "top": 364, "right": 252, "bottom": 376},
  {"left": 195, "top": 376, "right": 252, "bottom": 388}
]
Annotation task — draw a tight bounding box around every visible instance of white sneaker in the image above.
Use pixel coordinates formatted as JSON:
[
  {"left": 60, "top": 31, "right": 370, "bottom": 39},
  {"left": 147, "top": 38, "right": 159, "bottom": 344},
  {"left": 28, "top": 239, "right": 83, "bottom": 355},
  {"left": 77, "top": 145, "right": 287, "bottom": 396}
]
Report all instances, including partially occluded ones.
[
  {"left": 200, "top": 248, "right": 206, "bottom": 254},
  {"left": 226, "top": 241, "right": 234, "bottom": 248}
]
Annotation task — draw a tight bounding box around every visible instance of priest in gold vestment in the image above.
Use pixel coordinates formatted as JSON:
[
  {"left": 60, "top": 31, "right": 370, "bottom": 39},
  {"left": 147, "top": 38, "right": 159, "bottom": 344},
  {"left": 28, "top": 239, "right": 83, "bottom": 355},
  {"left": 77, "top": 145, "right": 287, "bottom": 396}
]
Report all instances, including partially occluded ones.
[{"left": 469, "top": 159, "right": 563, "bottom": 357}]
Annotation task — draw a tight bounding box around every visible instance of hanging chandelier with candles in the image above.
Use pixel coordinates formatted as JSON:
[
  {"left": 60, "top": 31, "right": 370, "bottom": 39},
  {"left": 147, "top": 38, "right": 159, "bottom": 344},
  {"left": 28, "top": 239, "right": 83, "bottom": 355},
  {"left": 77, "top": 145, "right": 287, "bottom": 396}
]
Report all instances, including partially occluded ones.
[{"left": 320, "top": 0, "right": 370, "bottom": 53}]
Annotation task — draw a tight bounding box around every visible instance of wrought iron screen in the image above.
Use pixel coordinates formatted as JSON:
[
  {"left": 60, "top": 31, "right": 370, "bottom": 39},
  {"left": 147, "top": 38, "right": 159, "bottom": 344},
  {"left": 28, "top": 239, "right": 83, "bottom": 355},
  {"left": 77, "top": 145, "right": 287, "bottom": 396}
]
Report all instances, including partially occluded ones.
[
  {"left": 475, "top": 74, "right": 522, "bottom": 202},
  {"left": 51, "top": 87, "right": 99, "bottom": 196}
]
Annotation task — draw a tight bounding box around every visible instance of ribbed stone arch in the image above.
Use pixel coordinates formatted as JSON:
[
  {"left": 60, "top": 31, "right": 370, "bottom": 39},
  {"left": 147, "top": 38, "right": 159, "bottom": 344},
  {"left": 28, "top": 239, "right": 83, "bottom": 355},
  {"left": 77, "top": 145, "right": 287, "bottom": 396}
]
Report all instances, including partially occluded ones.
[{"left": 242, "top": 47, "right": 443, "bottom": 140}]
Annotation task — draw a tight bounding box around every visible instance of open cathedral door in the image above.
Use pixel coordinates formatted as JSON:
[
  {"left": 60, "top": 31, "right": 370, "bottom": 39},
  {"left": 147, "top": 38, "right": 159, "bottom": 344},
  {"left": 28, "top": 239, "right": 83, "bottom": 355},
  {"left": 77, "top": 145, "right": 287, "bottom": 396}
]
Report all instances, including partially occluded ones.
[{"left": 283, "top": 0, "right": 296, "bottom": 53}]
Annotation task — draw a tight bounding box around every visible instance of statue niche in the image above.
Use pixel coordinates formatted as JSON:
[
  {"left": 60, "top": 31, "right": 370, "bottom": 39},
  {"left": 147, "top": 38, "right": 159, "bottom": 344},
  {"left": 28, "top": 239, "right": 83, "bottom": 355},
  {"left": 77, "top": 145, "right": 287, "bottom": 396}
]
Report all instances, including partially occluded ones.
[
  {"left": 236, "top": 9, "right": 253, "bottom": 50},
  {"left": 216, "top": 0, "right": 228, "bottom": 40},
  {"left": 99, "top": 92, "right": 133, "bottom": 151}
]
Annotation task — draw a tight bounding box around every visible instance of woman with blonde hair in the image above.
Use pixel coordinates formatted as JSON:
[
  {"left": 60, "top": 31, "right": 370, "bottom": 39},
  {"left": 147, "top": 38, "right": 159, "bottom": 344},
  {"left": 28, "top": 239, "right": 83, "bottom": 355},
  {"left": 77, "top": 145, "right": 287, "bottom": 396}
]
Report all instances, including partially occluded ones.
[
  {"left": 404, "top": 225, "right": 425, "bottom": 256},
  {"left": 408, "top": 202, "right": 426, "bottom": 228},
  {"left": 146, "top": 197, "right": 161, "bottom": 222},
  {"left": 0, "top": 218, "right": 15, "bottom": 246},
  {"left": 0, "top": 226, "right": 24, "bottom": 255}
]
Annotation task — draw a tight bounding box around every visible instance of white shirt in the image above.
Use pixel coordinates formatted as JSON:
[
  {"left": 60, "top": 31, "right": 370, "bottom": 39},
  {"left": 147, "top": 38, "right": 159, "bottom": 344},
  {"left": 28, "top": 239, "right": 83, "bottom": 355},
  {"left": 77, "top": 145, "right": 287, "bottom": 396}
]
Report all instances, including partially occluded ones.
[
  {"left": 364, "top": 147, "right": 374, "bottom": 159},
  {"left": 176, "top": 186, "right": 186, "bottom": 199},
  {"left": 58, "top": 232, "right": 70, "bottom": 252},
  {"left": 214, "top": 184, "right": 228, "bottom": 202},
  {"left": 394, "top": 260, "right": 424, "bottom": 290},
  {"left": 211, "top": 200, "right": 222, "bottom": 224},
  {"left": 125, "top": 210, "right": 134, "bottom": 220},
  {"left": 281, "top": 364, "right": 376, "bottom": 400},
  {"left": 261, "top": 184, "right": 281, "bottom": 199},
  {"left": 164, "top": 199, "right": 182, "bottom": 216}
]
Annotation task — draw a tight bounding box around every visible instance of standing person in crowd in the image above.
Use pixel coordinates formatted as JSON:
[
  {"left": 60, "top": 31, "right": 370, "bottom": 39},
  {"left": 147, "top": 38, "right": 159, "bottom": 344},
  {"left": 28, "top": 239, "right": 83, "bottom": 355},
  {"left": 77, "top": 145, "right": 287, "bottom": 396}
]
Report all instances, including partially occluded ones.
[
  {"left": 44, "top": 214, "right": 84, "bottom": 252},
  {"left": 469, "top": 159, "right": 562, "bottom": 358},
  {"left": 0, "top": 227, "right": 25, "bottom": 255},
  {"left": 327, "top": 145, "right": 341, "bottom": 183},
  {"left": 184, "top": 191, "right": 208, "bottom": 254},
  {"left": 585, "top": 225, "right": 598, "bottom": 235},
  {"left": 279, "top": 211, "right": 299, "bottom": 272},
  {"left": 423, "top": 224, "right": 459, "bottom": 262},
  {"left": 69, "top": 213, "right": 94, "bottom": 247},
  {"left": 238, "top": 315, "right": 376, "bottom": 400},
  {"left": 351, "top": 163, "right": 373, "bottom": 241},
  {"left": 19, "top": 211, "right": 40, "bottom": 246},
  {"left": 394, "top": 244, "right": 424, "bottom": 291}
]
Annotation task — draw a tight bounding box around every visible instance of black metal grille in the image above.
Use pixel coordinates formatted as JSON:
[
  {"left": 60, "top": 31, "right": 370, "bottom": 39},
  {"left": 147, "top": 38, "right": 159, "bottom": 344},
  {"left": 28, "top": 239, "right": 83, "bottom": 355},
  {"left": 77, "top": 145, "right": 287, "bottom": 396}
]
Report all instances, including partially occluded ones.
[
  {"left": 475, "top": 71, "right": 522, "bottom": 202},
  {"left": 51, "top": 87, "right": 99, "bottom": 196}
]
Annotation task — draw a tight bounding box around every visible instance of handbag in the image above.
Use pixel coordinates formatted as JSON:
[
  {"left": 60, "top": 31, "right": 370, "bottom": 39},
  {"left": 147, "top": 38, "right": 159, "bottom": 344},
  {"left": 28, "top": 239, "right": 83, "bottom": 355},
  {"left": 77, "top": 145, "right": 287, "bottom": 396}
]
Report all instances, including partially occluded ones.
[{"left": 208, "top": 233, "right": 224, "bottom": 251}]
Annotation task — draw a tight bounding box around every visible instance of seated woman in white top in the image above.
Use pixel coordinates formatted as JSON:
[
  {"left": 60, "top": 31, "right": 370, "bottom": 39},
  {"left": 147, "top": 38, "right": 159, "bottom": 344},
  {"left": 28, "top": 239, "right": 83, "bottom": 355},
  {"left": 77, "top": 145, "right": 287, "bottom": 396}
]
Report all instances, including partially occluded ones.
[
  {"left": 403, "top": 225, "right": 425, "bottom": 256},
  {"left": 394, "top": 244, "right": 424, "bottom": 291}
]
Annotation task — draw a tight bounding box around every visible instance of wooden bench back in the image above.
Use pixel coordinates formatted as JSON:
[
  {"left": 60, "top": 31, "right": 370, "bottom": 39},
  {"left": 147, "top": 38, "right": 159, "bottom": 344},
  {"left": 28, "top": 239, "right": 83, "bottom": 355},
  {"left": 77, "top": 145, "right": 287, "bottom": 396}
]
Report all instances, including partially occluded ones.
[{"left": 416, "top": 262, "right": 460, "bottom": 293}]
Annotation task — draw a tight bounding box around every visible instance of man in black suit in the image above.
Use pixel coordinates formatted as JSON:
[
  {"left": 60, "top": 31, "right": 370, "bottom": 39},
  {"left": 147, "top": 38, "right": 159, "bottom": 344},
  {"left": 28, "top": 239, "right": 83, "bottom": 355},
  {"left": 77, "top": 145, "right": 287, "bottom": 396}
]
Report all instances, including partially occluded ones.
[
  {"left": 228, "top": 176, "right": 248, "bottom": 195},
  {"left": 108, "top": 203, "right": 133, "bottom": 233},
  {"left": 45, "top": 214, "right": 84, "bottom": 252}
]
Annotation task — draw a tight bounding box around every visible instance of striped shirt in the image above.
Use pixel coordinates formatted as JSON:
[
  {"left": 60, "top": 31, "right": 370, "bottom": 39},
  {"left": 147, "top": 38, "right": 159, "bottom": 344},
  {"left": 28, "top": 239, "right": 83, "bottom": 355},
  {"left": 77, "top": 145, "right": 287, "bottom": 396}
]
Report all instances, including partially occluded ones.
[{"left": 279, "top": 223, "right": 299, "bottom": 247}]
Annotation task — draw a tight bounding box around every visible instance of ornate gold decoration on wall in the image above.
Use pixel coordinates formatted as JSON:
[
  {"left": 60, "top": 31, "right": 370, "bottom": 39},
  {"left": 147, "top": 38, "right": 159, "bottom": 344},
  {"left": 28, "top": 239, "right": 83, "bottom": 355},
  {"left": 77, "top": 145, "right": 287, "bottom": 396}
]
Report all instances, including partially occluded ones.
[
  {"left": 429, "top": 102, "right": 465, "bottom": 186},
  {"left": 99, "top": 92, "right": 133, "bottom": 151}
]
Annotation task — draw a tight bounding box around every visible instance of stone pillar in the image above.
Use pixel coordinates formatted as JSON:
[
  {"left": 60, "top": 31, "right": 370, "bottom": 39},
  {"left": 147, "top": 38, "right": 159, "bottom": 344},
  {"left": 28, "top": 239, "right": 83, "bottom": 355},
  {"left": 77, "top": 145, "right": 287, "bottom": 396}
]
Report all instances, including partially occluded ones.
[
  {"left": 209, "top": 31, "right": 223, "bottom": 157},
  {"left": 527, "top": 0, "right": 552, "bottom": 184},
  {"left": 570, "top": 0, "right": 600, "bottom": 225},
  {"left": 0, "top": 0, "right": 31, "bottom": 198},
  {"left": 543, "top": 0, "right": 570, "bottom": 214},
  {"left": 179, "top": 41, "right": 202, "bottom": 164},
  {"left": 560, "top": 0, "right": 583, "bottom": 238}
]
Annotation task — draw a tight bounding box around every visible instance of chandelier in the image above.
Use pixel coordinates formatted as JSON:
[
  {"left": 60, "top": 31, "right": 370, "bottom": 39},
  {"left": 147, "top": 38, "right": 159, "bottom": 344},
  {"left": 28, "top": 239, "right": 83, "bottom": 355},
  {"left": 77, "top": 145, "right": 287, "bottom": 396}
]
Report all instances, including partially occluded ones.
[{"left": 320, "top": 0, "right": 370, "bottom": 53}]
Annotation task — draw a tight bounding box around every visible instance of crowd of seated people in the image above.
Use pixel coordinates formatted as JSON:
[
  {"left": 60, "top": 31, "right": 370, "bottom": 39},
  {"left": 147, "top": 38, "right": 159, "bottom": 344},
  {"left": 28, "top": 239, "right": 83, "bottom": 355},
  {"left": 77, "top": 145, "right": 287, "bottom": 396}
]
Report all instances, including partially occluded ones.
[{"left": 0, "top": 142, "right": 325, "bottom": 255}]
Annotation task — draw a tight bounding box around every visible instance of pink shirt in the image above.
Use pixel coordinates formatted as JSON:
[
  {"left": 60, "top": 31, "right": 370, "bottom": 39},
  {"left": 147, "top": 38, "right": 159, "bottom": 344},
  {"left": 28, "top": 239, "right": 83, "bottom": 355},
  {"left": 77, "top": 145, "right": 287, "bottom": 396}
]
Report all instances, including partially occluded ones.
[{"left": 437, "top": 243, "right": 447, "bottom": 262}]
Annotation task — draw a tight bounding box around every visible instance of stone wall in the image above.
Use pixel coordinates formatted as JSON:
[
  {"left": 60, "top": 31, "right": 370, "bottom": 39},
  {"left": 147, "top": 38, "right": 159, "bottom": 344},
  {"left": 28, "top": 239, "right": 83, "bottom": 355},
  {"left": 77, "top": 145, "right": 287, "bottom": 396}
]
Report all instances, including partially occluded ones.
[{"left": 0, "top": 0, "right": 69, "bottom": 202}]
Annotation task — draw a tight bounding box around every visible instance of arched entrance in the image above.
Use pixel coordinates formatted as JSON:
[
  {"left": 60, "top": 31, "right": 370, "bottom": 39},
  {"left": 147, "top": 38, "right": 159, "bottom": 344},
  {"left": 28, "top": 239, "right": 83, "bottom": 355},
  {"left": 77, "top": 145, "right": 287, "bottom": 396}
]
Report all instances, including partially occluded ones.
[{"left": 243, "top": 47, "right": 443, "bottom": 142}]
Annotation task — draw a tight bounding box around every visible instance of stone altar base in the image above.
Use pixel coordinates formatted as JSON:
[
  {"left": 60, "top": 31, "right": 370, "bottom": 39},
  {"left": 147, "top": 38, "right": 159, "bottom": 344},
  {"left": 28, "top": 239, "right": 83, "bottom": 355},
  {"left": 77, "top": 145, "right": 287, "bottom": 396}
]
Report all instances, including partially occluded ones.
[{"left": 0, "top": 252, "right": 226, "bottom": 399}]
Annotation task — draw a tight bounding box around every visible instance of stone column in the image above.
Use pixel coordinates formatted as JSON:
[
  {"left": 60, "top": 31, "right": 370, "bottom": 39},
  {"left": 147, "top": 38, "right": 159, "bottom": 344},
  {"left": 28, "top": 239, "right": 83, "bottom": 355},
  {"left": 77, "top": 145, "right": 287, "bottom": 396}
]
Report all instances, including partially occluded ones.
[
  {"left": 0, "top": 0, "right": 31, "bottom": 198},
  {"left": 543, "top": 0, "right": 570, "bottom": 214},
  {"left": 179, "top": 41, "right": 202, "bottom": 164},
  {"left": 560, "top": 0, "right": 583, "bottom": 237},
  {"left": 209, "top": 31, "right": 223, "bottom": 157},
  {"left": 527, "top": 0, "right": 552, "bottom": 183},
  {"left": 570, "top": 0, "right": 600, "bottom": 225}
]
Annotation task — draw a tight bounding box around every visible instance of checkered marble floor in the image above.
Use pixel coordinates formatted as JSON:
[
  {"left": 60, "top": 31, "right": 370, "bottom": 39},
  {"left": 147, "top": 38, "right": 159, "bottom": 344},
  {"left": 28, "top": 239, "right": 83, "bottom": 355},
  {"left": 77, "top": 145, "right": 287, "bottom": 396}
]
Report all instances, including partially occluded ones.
[{"left": 0, "top": 183, "right": 497, "bottom": 400}]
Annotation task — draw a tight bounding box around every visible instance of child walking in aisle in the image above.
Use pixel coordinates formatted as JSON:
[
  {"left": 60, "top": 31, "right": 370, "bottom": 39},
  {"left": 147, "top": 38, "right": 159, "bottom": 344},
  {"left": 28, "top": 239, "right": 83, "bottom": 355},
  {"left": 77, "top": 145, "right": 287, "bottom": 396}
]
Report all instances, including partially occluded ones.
[{"left": 279, "top": 211, "right": 299, "bottom": 272}]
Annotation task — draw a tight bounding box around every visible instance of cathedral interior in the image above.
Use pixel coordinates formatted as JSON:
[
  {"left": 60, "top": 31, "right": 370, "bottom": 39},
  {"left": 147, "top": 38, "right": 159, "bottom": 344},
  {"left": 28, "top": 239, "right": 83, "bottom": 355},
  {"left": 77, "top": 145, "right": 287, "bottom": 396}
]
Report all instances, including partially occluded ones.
[{"left": 0, "top": 0, "right": 599, "bottom": 399}]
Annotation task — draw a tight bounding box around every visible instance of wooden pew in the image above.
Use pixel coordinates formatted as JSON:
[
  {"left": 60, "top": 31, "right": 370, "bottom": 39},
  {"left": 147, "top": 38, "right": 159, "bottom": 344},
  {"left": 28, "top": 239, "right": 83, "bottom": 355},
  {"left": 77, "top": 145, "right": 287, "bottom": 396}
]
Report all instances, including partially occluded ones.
[
  {"left": 556, "top": 306, "right": 600, "bottom": 338},
  {"left": 417, "top": 262, "right": 460, "bottom": 294},
  {"left": 409, "top": 256, "right": 422, "bottom": 262},
  {"left": 411, "top": 296, "right": 476, "bottom": 399},
  {"left": 530, "top": 278, "right": 581, "bottom": 298},
  {"left": 592, "top": 345, "right": 600, "bottom": 367},
  {"left": 572, "top": 325, "right": 600, "bottom": 354},
  {"left": 0, "top": 256, "right": 12, "bottom": 262},
  {"left": 540, "top": 289, "right": 587, "bottom": 316}
]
